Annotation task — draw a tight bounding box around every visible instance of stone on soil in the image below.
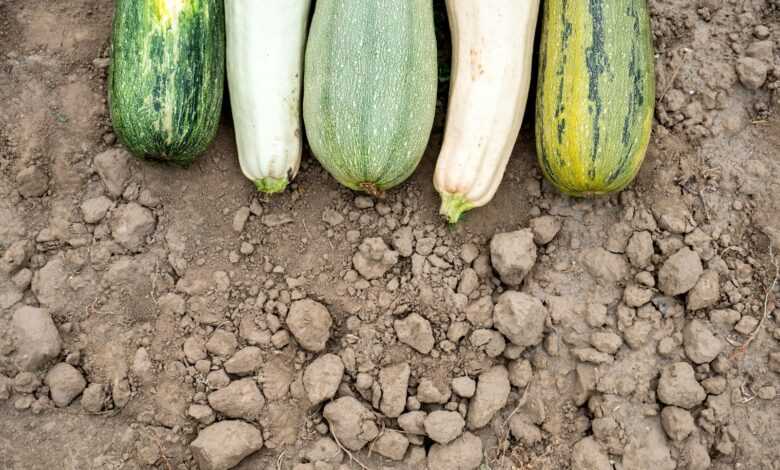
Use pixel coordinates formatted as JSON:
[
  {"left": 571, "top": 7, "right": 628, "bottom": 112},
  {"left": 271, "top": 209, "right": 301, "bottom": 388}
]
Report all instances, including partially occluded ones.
[
  {"left": 683, "top": 319, "right": 724, "bottom": 364},
  {"left": 425, "top": 410, "right": 466, "bottom": 444},
  {"left": 509, "top": 417, "right": 543, "bottom": 445},
  {"left": 81, "top": 383, "right": 106, "bottom": 413},
  {"left": 451, "top": 376, "right": 476, "bottom": 398},
  {"left": 394, "top": 313, "right": 435, "bottom": 354},
  {"left": 493, "top": 291, "right": 548, "bottom": 347},
  {"left": 626, "top": 231, "right": 654, "bottom": 268},
  {"left": 302, "top": 437, "right": 343, "bottom": 464},
  {"left": 571, "top": 436, "right": 612, "bottom": 470},
  {"left": 81, "top": 196, "right": 113, "bottom": 224},
  {"left": 16, "top": 165, "right": 48, "bottom": 198},
  {"left": 110, "top": 203, "right": 156, "bottom": 251},
  {"left": 94, "top": 148, "right": 131, "bottom": 197},
  {"left": 467, "top": 366, "right": 510, "bottom": 429},
  {"left": 353, "top": 237, "right": 398, "bottom": 280},
  {"left": 582, "top": 248, "right": 629, "bottom": 283},
  {"left": 427, "top": 432, "right": 483, "bottom": 470},
  {"left": 372, "top": 430, "right": 409, "bottom": 461},
  {"left": 378, "top": 362, "right": 410, "bottom": 417},
  {"left": 190, "top": 420, "right": 263, "bottom": 470},
  {"left": 490, "top": 229, "right": 537, "bottom": 286},
  {"left": 417, "top": 377, "right": 451, "bottom": 404},
  {"left": 687, "top": 270, "right": 720, "bottom": 311},
  {"left": 465, "top": 296, "right": 493, "bottom": 328},
  {"left": 508, "top": 359, "right": 533, "bottom": 388},
  {"left": 392, "top": 227, "right": 414, "bottom": 257},
  {"left": 529, "top": 216, "right": 561, "bottom": 245},
  {"left": 398, "top": 411, "right": 427, "bottom": 435},
  {"left": 322, "top": 397, "right": 378, "bottom": 451},
  {"left": 207, "top": 378, "right": 265, "bottom": 419},
  {"left": 304, "top": 354, "right": 344, "bottom": 406},
  {"left": 661, "top": 406, "right": 696, "bottom": 441},
  {"left": 206, "top": 330, "right": 238, "bottom": 357},
  {"left": 658, "top": 248, "right": 703, "bottom": 296},
  {"left": 45, "top": 363, "right": 86, "bottom": 407},
  {"left": 657, "top": 362, "right": 706, "bottom": 409},
  {"left": 224, "top": 347, "right": 263, "bottom": 376},
  {"left": 287, "top": 299, "right": 333, "bottom": 352},
  {"left": 11, "top": 306, "right": 62, "bottom": 371}
]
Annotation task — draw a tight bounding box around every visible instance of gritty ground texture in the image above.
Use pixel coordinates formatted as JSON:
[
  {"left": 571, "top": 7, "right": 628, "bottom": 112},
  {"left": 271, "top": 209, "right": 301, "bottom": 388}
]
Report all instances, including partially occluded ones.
[{"left": 1, "top": 1, "right": 780, "bottom": 470}]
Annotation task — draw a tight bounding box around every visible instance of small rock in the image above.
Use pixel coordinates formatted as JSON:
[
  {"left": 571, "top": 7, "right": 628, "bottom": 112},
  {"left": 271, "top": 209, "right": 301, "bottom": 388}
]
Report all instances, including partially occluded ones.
[
  {"left": 417, "top": 377, "right": 452, "bottom": 404},
  {"left": 184, "top": 336, "right": 208, "bottom": 364},
  {"left": 582, "top": 248, "right": 629, "bottom": 283},
  {"left": 427, "top": 432, "right": 483, "bottom": 470},
  {"left": 287, "top": 299, "right": 333, "bottom": 352},
  {"left": 190, "top": 420, "right": 263, "bottom": 470},
  {"left": 398, "top": 411, "right": 427, "bottom": 435},
  {"left": 507, "top": 359, "right": 533, "bottom": 388},
  {"left": 302, "top": 437, "right": 343, "bottom": 464},
  {"left": 207, "top": 378, "right": 265, "bottom": 419},
  {"left": 81, "top": 383, "right": 106, "bottom": 413},
  {"left": 353, "top": 238, "right": 398, "bottom": 280},
  {"left": 661, "top": 406, "right": 696, "bottom": 441},
  {"left": 323, "top": 397, "right": 379, "bottom": 451},
  {"left": 460, "top": 243, "right": 480, "bottom": 264},
  {"left": 746, "top": 40, "right": 774, "bottom": 63},
  {"left": 206, "top": 330, "right": 239, "bottom": 357},
  {"left": 11, "top": 306, "right": 62, "bottom": 371},
  {"left": 736, "top": 56, "right": 769, "bottom": 89},
  {"left": 509, "top": 417, "right": 543, "bottom": 445},
  {"left": 322, "top": 209, "right": 344, "bottom": 227},
  {"left": 493, "top": 291, "right": 548, "bottom": 347},
  {"left": 658, "top": 248, "right": 703, "bottom": 296},
  {"left": 232, "top": 207, "right": 251, "bottom": 233},
  {"left": 606, "top": 223, "right": 633, "bottom": 253},
  {"left": 392, "top": 227, "right": 414, "bottom": 257},
  {"left": 683, "top": 320, "right": 724, "bottom": 364},
  {"left": 372, "top": 430, "right": 409, "bottom": 461},
  {"left": 110, "top": 203, "right": 156, "bottom": 251},
  {"left": 757, "top": 385, "right": 776, "bottom": 400},
  {"left": 45, "top": 363, "right": 86, "bottom": 407},
  {"left": 571, "top": 437, "right": 611, "bottom": 470},
  {"left": 16, "top": 165, "right": 49, "bottom": 198},
  {"left": 701, "top": 376, "right": 727, "bottom": 395},
  {"left": 529, "top": 216, "right": 561, "bottom": 245},
  {"left": 657, "top": 362, "right": 706, "bottom": 409},
  {"left": 687, "top": 270, "right": 720, "bottom": 311},
  {"left": 451, "top": 377, "right": 476, "bottom": 398},
  {"left": 425, "top": 410, "right": 466, "bottom": 444},
  {"left": 224, "top": 347, "right": 263, "bottom": 376},
  {"left": 354, "top": 196, "right": 374, "bottom": 209},
  {"left": 458, "top": 268, "right": 479, "bottom": 296},
  {"left": 94, "top": 148, "right": 131, "bottom": 197},
  {"left": 590, "top": 332, "right": 623, "bottom": 355},
  {"left": 378, "top": 362, "right": 410, "bottom": 417},
  {"left": 189, "top": 404, "right": 216, "bottom": 425},
  {"left": 626, "top": 231, "right": 654, "bottom": 268},
  {"left": 13, "top": 372, "right": 40, "bottom": 394},
  {"left": 709, "top": 309, "right": 740, "bottom": 328},
  {"left": 465, "top": 296, "right": 494, "bottom": 328},
  {"left": 624, "top": 284, "right": 653, "bottom": 307},
  {"left": 467, "top": 366, "right": 510, "bottom": 429},
  {"left": 490, "top": 229, "right": 537, "bottom": 286},
  {"left": 394, "top": 313, "right": 435, "bottom": 354},
  {"left": 80, "top": 196, "right": 113, "bottom": 223},
  {"left": 304, "top": 354, "right": 344, "bottom": 406},
  {"left": 734, "top": 315, "right": 758, "bottom": 335},
  {"left": 683, "top": 440, "right": 711, "bottom": 470},
  {"left": 131, "top": 347, "right": 154, "bottom": 384}
]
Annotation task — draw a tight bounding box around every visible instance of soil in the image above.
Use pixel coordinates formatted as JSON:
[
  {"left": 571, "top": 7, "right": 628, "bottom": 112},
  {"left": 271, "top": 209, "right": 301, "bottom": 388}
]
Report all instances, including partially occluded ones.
[{"left": 1, "top": 1, "right": 780, "bottom": 470}]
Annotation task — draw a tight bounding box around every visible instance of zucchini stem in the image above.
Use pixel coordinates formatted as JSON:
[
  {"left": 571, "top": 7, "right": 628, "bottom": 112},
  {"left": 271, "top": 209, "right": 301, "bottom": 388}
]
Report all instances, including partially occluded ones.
[
  {"left": 254, "top": 177, "right": 288, "bottom": 194},
  {"left": 439, "top": 193, "right": 473, "bottom": 224}
]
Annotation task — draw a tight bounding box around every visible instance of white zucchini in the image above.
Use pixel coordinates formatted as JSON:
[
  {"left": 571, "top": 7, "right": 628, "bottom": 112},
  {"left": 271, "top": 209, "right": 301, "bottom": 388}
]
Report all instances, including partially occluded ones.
[
  {"left": 433, "top": 0, "right": 540, "bottom": 222},
  {"left": 226, "top": 0, "right": 311, "bottom": 193}
]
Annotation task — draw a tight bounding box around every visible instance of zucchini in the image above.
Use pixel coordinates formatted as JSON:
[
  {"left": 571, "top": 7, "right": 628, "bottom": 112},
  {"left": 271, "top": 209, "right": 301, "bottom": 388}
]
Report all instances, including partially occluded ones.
[
  {"left": 226, "top": 0, "right": 311, "bottom": 194},
  {"left": 536, "top": 0, "right": 655, "bottom": 196},
  {"left": 433, "top": 0, "right": 540, "bottom": 223},
  {"left": 109, "top": 0, "right": 225, "bottom": 164},
  {"left": 303, "top": 0, "right": 438, "bottom": 196}
]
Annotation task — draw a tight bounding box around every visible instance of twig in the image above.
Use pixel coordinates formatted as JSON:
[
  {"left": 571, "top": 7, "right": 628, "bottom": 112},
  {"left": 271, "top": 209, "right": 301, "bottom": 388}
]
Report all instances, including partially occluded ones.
[
  {"left": 491, "top": 383, "right": 532, "bottom": 468},
  {"left": 740, "top": 382, "right": 757, "bottom": 404},
  {"left": 728, "top": 245, "right": 779, "bottom": 354},
  {"left": 324, "top": 417, "right": 370, "bottom": 470},
  {"left": 276, "top": 449, "right": 286, "bottom": 470},
  {"left": 698, "top": 189, "right": 710, "bottom": 223}
]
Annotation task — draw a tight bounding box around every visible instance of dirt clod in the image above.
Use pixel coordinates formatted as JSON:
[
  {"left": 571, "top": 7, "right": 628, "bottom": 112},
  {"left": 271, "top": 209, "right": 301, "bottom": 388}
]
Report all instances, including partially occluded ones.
[
  {"left": 190, "top": 420, "right": 264, "bottom": 470},
  {"left": 287, "top": 299, "right": 333, "bottom": 352},
  {"left": 490, "top": 229, "right": 537, "bottom": 286}
]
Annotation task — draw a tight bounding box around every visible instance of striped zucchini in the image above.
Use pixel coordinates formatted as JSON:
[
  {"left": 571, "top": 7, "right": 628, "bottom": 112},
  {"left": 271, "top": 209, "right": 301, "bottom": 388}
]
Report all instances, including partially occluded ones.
[
  {"left": 303, "top": 0, "right": 438, "bottom": 196},
  {"left": 536, "top": 0, "right": 655, "bottom": 196},
  {"left": 109, "top": 0, "right": 225, "bottom": 165}
]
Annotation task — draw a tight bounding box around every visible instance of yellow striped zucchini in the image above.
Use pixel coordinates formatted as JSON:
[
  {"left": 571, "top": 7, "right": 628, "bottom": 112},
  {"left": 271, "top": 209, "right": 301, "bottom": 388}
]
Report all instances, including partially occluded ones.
[{"left": 536, "top": 0, "right": 655, "bottom": 196}]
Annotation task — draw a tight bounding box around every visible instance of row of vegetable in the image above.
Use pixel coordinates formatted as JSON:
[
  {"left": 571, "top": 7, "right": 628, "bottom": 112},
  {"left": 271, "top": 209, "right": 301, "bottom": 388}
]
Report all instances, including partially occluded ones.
[{"left": 109, "top": 0, "right": 655, "bottom": 223}]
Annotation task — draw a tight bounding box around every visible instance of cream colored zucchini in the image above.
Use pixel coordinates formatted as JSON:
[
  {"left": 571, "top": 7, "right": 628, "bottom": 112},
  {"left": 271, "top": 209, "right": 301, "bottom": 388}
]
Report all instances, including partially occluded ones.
[
  {"left": 433, "top": 0, "right": 540, "bottom": 223},
  {"left": 226, "top": 0, "right": 311, "bottom": 193}
]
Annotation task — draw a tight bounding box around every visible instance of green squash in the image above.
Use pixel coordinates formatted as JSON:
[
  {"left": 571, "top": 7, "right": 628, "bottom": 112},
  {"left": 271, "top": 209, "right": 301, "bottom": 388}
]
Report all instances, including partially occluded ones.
[
  {"left": 109, "top": 0, "right": 225, "bottom": 165},
  {"left": 536, "top": 0, "right": 655, "bottom": 196},
  {"left": 303, "top": 0, "right": 438, "bottom": 196}
]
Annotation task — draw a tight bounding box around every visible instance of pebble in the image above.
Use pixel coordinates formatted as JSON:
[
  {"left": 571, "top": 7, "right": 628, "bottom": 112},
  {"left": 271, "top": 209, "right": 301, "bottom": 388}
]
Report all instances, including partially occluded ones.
[
  {"left": 11, "top": 306, "right": 62, "bottom": 371},
  {"left": 658, "top": 248, "right": 703, "bottom": 296},
  {"left": 457, "top": 268, "right": 479, "bottom": 296},
  {"left": 582, "top": 248, "right": 629, "bottom": 283},
  {"left": 427, "top": 432, "right": 483, "bottom": 470},
  {"left": 224, "top": 347, "right": 262, "bottom": 376},
  {"left": 509, "top": 417, "right": 543, "bottom": 445},
  {"left": 45, "top": 363, "right": 86, "bottom": 407},
  {"left": 736, "top": 56, "right": 769, "bottom": 89},
  {"left": 465, "top": 296, "right": 494, "bottom": 328},
  {"left": 352, "top": 237, "right": 398, "bottom": 279},
  {"left": 507, "top": 359, "right": 533, "bottom": 388},
  {"left": 624, "top": 284, "right": 654, "bottom": 307},
  {"left": 206, "top": 330, "right": 239, "bottom": 357},
  {"left": 605, "top": 223, "right": 633, "bottom": 253},
  {"left": 493, "top": 291, "right": 548, "bottom": 347},
  {"left": 321, "top": 209, "right": 344, "bottom": 227},
  {"left": 467, "top": 366, "right": 510, "bottom": 429},
  {"left": 733, "top": 315, "right": 758, "bottom": 335},
  {"left": 451, "top": 376, "right": 476, "bottom": 398},
  {"left": 687, "top": 270, "right": 720, "bottom": 311},
  {"left": 93, "top": 148, "right": 131, "bottom": 197},
  {"left": 188, "top": 404, "right": 216, "bottom": 425},
  {"left": 286, "top": 299, "right": 333, "bottom": 352},
  {"left": 378, "top": 362, "right": 410, "bottom": 417},
  {"left": 394, "top": 313, "right": 435, "bottom": 354},
  {"left": 460, "top": 243, "right": 480, "bottom": 264},
  {"left": 417, "top": 377, "right": 451, "bottom": 404},
  {"left": 683, "top": 319, "right": 724, "bottom": 364},
  {"left": 424, "top": 410, "right": 466, "bottom": 444},
  {"left": 626, "top": 231, "right": 654, "bottom": 268},
  {"left": 302, "top": 437, "right": 343, "bottom": 464},
  {"left": 590, "top": 332, "right": 623, "bottom": 355},
  {"left": 184, "top": 336, "right": 208, "bottom": 364},
  {"left": 571, "top": 437, "right": 611, "bottom": 470},
  {"left": 391, "top": 227, "right": 414, "bottom": 257},
  {"left": 529, "top": 216, "right": 561, "bottom": 245},
  {"left": 190, "top": 420, "right": 263, "bottom": 470},
  {"left": 398, "top": 411, "right": 427, "bottom": 435},
  {"left": 110, "top": 203, "right": 156, "bottom": 251},
  {"left": 232, "top": 207, "right": 251, "bottom": 232},
  {"left": 14, "top": 371, "right": 41, "bottom": 394},
  {"left": 661, "top": 406, "right": 696, "bottom": 441},
  {"left": 206, "top": 370, "right": 231, "bottom": 390},
  {"left": 372, "top": 430, "right": 409, "bottom": 461},
  {"left": 323, "top": 397, "right": 378, "bottom": 451},
  {"left": 207, "top": 378, "right": 265, "bottom": 419},
  {"left": 80, "top": 196, "right": 113, "bottom": 224},
  {"left": 657, "top": 362, "right": 706, "bottom": 409},
  {"left": 354, "top": 196, "right": 374, "bottom": 209},
  {"left": 16, "top": 165, "right": 49, "bottom": 198},
  {"left": 81, "top": 383, "right": 107, "bottom": 413},
  {"left": 304, "top": 354, "right": 344, "bottom": 406},
  {"left": 490, "top": 229, "right": 537, "bottom": 286}
]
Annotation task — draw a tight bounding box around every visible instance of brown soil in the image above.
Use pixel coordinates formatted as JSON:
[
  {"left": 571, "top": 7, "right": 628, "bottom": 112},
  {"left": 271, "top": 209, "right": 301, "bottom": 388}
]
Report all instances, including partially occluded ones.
[{"left": 1, "top": 1, "right": 779, "bottom": 470}]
